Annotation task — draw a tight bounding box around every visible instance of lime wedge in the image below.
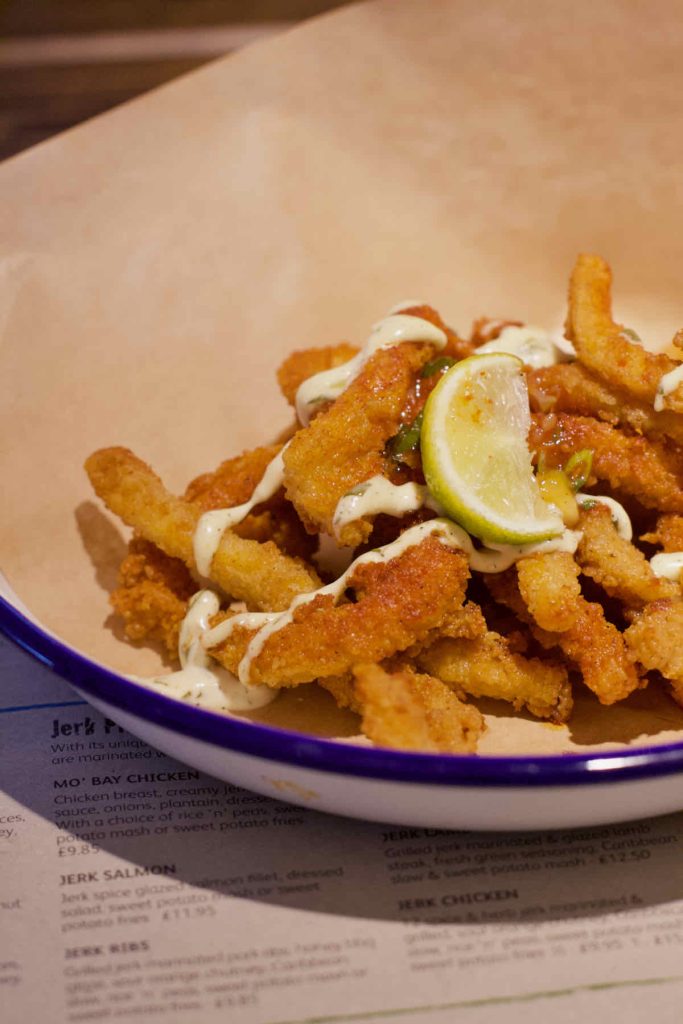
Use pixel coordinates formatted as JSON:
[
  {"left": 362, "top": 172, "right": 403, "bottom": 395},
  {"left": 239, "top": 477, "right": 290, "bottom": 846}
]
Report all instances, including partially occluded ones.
[{"left": 421, "top": 353, "right": 563, "bottom": 545}]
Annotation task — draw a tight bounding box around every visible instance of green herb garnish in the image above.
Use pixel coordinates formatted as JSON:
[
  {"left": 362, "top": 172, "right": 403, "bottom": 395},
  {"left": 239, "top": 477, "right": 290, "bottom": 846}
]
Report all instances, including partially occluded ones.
[
  {"left": 564, "top": 449, "right": 594, "bottom": 492},
  {"left": 421, "top": 356, "right": 456, "bottom": 378},
  {"left": 388, "top": 410, "right": 424, "bottom": 462}
]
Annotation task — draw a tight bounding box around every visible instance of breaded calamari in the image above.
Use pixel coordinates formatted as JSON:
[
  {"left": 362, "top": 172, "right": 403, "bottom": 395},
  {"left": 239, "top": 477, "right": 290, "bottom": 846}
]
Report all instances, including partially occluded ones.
[
  {"left": 185, "top": 444, "right": 281, "bottom": 508},
  {"left": 486, "top": 569, "right": 641, "bottom": 705},
  {"left": 625, "top": 601, "right": 683, "bottom": 706},
  {"left": 277, "top": 343, "right": 359, "bottom": 409},
  {"left": 529, "top": 413, "right": 683, "bottom": 514},
  {"left": 418, "top": 631, "right": 573, "bottom": 722},
  {"left": 641, "top": 513, "right": 683, "bottom": 552},
  {"left": 399, "top": 304, "right": 474, "bottom": 362},
  {"left": 576, "top": 503, "right": 680, "bottom": 607},
  {"left": 516, "top": 551, "right": 582, "bottom": 633},
  {"left": 209, "top": 536, "right": 470, "bottom": 687},
  {"left": 283, "top": 341, "right": 438, "bottom": 546},
  {"left": 184, "top": 442, "right": 317, "bottom": 562},
  {"left": 566, "top": 253, "right": 683, "bottom": 413},
  {"left": 111, "top": 537, "right": 195, "bottom": 656},
  {"left": 353, "top": 663, "right": 484, "bottom": 753},
  {"left": 527, "top": 362, "right": 683, "bottom": 446},
  {"left": 85, "top": 447, "right": 320, "bottom": 611}
]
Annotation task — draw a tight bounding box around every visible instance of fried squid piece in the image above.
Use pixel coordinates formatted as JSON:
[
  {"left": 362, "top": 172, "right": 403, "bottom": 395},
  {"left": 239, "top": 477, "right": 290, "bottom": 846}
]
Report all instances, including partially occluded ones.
[
  {"left": 111, "top": 538, "right": 194, "bottom": 657},
  {"left": 566, "top": 253, "right": 683, "bottom": 411},
  {"left": 542, "top": 602, "right": 642, "bottom": 704},
  {"left": 184, "top": 443, "right": 280, "bottom": 508},
  {"left": 419, "top": 632, "right": 573, "bottom": 722},
  {"left": 283, "top": 341, "right": 437, "bottom": 547},
  {"left": 184, "top": 442, "right": 317, "bottom": 563},
  {"left": 353, "top": 663, "right": 484, "bottom": 753},
  {"left": 85, "top": 447, "right": 320, "bottom": 611},
  {"left": 317, "top": 673, "right": 361, "bottom": 714},
  {"left": 527, "top": 363, "right": 683, "bottom": 447},
  {"left": 516, "top": 551, "right": 582, "bottom": 633},
  {"left": 486, "top": 570, "right": 641, "bottom": 705},
  {"left": 277, "top": 343, "right": 359, "bottom": 408},
  {"left": 625, "top": 601, "right": 683, "bottom": 706},
  {"left": 529, "top": 413, "right": 683, "bottom": 514},
  {"left": 576, "top": 504, "right": 679, "bottom": 607},
  {"left": 641, "top": 513, "right": 683, "bottom": 551},
  {"left": 407, "top": 601, "right": 488, "bottom": 655},
  {"left": 399, "top": 304, "right": 474, "bottom": 361},
  {"left": 209, "top": 537, "right": 470, "bottom": 687}
]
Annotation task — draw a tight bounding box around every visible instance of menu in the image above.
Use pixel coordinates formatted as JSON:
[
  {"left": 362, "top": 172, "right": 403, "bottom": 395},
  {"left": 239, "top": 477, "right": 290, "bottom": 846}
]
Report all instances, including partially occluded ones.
[{"left": 2, "top": 632, "right": 683, "bottom": 1024}]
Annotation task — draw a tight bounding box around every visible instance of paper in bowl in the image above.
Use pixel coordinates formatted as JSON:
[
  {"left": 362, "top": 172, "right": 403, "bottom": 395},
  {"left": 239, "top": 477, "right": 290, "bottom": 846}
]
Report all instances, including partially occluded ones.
[{"left": 2, "top": 0, "right": 683, "bottom": 754}]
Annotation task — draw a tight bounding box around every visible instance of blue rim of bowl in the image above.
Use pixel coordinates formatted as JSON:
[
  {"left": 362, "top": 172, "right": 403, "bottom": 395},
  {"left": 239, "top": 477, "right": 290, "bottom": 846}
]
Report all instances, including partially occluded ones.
[{"left": 3, "top": 593, "right": 683, "bottom": 787}]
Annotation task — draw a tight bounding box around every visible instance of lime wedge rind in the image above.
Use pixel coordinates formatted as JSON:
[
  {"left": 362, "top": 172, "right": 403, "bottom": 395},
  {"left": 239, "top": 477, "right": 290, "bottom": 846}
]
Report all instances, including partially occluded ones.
[{"left": 420, "top": 352, "right": 564, "bottom": 546}]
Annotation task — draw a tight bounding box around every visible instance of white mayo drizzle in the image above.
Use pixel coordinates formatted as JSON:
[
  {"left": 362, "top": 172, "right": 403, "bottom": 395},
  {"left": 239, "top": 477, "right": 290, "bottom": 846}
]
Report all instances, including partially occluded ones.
[
  {"left": 650, "top": 551, "right": 683, "bottom": 581},
  {"left": 576, "top": 493, "right": 633, "bottom": 542},
  {"left": 193, "top": 446, "right": 288, "bottom": 578},
  {"left": 332, "top": 475, "right": 444, "bottom": 538},
  {"left": 477, "top": 325, "right": 575, "bottom": 369},
  {"left": 131, "top": 592, "right": 276, "bottom": 712},
  {"left": 147, "top": 310, "right": 591, "bottom": 709},
  {"left": 294, "top": 314, "right": 447, "bottom": 427},
  {"left": 654, "top": 364, "right": 683, "bottom": 412},
  {"left": 202, "top": 517, "right": 580, "bottom": 685}
]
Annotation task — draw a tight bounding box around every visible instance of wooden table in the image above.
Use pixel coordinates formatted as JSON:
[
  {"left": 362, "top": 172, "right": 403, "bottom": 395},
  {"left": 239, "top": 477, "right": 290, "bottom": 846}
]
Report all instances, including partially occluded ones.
[{"left": 0, "top": 1, "right": 344, "bottom": 161}]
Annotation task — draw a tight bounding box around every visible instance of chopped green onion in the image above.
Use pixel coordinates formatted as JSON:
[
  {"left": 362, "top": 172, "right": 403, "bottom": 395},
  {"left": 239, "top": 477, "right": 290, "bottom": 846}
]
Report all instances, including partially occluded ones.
[
  {"left": 622, "top": 327, "right": 642, "bottom": 343},
  {"left": 421, "top": 356, "right": 456, "bottom": 378},
  {"left": 563, "top": 449, "right": 594, "bottom": 492},
  {"left": 578, "top": 498, "right": 597, "bottom": 510},
  {"left": 388, "top": 410, "right": 424, "bottom": 461}
]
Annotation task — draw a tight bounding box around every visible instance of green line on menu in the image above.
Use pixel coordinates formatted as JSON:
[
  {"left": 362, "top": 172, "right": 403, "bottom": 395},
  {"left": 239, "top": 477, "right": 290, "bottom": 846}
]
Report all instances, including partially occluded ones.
[{"left": 267, "top": 974, "right": 683, "bottom": 1024}]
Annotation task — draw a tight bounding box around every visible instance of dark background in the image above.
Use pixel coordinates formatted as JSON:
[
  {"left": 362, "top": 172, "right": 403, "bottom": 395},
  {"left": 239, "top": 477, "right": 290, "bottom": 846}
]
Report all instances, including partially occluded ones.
[{"left": 0, "top": 1, "right": 347, "bottom": 160}]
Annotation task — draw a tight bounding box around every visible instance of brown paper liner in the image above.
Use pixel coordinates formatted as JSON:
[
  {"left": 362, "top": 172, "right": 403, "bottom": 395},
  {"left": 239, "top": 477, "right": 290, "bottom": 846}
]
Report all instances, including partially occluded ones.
[{"left": 2, "top": 0, "right": 683, "bottom": 752}]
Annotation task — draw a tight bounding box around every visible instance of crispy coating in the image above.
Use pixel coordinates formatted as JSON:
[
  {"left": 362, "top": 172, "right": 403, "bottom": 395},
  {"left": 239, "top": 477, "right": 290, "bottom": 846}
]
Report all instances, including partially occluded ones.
[
  {"left": 625, "top": 601, "right": 683, "bottom": 705},
  {"left": 111, "top": 538, "right": 194, "bottom": 656},
  {"left": 87, "top": 256, "right": 683, "bottom": 753},
  {"left": 418, "top": 631, "right": 573, "bottom": 722},
  {"left": 529, "top": 413, "right": 683, "bottom": 514},
  {"left": 576, "top": 503, "right": 679, "bottom": 607},
  {"left": 542, "top": 601, "right": 642, "bottom": 704},
  {"left": 283, "top": 341, "right": 437, "bottom": 547},
  {"left": 231, "top": 505, "right": 318, "bottom": 563},
  {"left": 85, "top": 447, "right": 320, "bottom": 611},
  {"left": 527, "top": 363, "right": 683, "bottom": 446},
  {"left": 486, "top": 570, "right": 641, "bottom": 705},
  {"left": 566, "top": 253, "right": 682, "bottom": 411},
  {"left": 353, "top": 663, "right": 484, "bottom": 753},
  {"left": 277, "top": 343, "right": 359, "bottom": 408},
  {"left": 185, "top": 444, "right": 281, "bottom": 508},
  {"left": 641, "top": 513, "right": 683, "bottom": 551},
  {"left": 406, "top": 601, "right": 488, "bottom": 656},
  {"left": 516, "top": 551, "right": 581, "bottom": 632},
  {"left": 317, "top": 674, "right": 362, "bottom": 714},
  {"left": 210, "top": 537, "right": 470, "bottom": 687},
  {"left": 184, "top": 442, "right": 317, "bottom": 562},
  {"left": 399, "top": 304, "right": 474, "bottom": 361}
]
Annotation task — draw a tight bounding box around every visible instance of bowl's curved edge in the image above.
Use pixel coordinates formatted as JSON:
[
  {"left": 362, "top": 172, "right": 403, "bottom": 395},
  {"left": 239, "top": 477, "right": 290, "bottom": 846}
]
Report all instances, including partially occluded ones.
[{"left": 3, "top": 593, "right": 683, "bottom": 789}]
